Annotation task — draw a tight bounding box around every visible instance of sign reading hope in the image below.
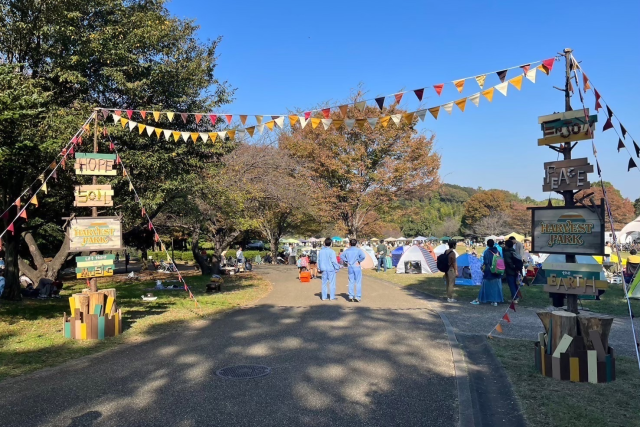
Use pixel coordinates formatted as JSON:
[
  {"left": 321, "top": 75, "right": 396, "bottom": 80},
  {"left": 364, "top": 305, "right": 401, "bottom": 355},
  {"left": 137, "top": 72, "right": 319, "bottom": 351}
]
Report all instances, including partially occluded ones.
[{"left": 74, "top": 153, "right": 117, "bottom": 176}]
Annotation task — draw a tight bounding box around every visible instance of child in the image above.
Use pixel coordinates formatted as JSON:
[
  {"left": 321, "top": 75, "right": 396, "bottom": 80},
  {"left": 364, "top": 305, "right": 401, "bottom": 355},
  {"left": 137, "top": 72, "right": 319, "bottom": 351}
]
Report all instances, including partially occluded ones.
[{"left": 297, "top": 254, "right": 309, "bottom": 279}]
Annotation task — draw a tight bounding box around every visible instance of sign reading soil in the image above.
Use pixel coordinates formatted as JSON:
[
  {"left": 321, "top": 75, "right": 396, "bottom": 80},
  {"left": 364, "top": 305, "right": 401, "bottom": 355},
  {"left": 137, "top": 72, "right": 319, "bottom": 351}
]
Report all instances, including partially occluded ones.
[{"left": 74, "top": 185, "right": 114, "bottom": 207}]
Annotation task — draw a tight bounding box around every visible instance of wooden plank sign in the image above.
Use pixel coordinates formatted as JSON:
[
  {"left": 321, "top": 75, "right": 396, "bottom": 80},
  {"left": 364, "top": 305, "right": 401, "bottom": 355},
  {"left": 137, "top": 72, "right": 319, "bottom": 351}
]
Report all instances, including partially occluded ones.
[
  {"left": 74, "top": 153, "right": 117, "bottom": 175},
  {"left": 68, "top": 217, "right": 122, "bottom": 252},
  {"left": 76, "top": 254, "right": 116, "bottom": 267},
  {"left": 74, "top": 185, "right": 114, "bottom": 207},
  {"left": 542, "top": 158, "right": 593, "bottom": 193},
  {"left": 538, "top": 109, "right": 598, "bottom": 146}
]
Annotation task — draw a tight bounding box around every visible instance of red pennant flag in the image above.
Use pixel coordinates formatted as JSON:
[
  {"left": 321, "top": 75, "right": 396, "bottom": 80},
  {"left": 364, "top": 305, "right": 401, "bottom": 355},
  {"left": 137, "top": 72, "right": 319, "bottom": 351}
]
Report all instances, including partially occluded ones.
[
  {"left": 195, "top": 114, "right": 202, "bottom": 124},
  {"left": 321, "top": 108, "right": 331, "bottom": 119},
  {"left": 394, "top": 93, "right": 404, "bottom": 104},
  {"left": 503, "top": 313, "right": 511, "bottom": 323},
  {"left": 433, "top": 84, "right": 444, "bottom": 96},
  {"left": 603, "top": 118, "right": 614, "bottom": 131},
  {"left": 78, "top": 137, "right": 82, "bottom": 145},
  {"left": 148, "top": 222, "right": 153, "bottom": 230},
  {"left": 304, "top": 111, "right": 311, "bottom": 120},
  {"left": 209, "top": 114, "right": 217, "bottom": 125},
  {"left": 7, "top": 223, "right": 14, "bottom": 234},
  {"left": 15, "top": 198, "right": 21, "bottom": 208},
  {"left": 542, "top": 58, "right": 555, "bottom": 72},
  {"left": 69, "top": 146, "right": 74, "bottom": 155},
  {"left": 109, "top": 142, "right": 114, "bottom": 151},
  {"left": 115, "top": 155, "right": 121, "bottom": 164},
  {"left": 594, "top": 89, "right": 602, "bottom": 111},
  {"left": 19, "top": 210, "right": 27, "bottom": 220},
  {"left": 521, "top": 64, "right": 530, "bottom": 75},
  {"left": 181, "top": 113, "right": 188, "bottom": 123},
  {"left": 414, "top": 88, "right": 424, "bottom": 101},
  {"left": 141, "top": 208, "right": 146, "bottom": 217},
  {"left": 140, "top": 111, "right": 147, "bottom": 119},
  {"left": 184, "top": 283, "right": 188, "bottom": 291},
  {"left": 126, "top": 110, "right": 133, "bottom": 119},
  {"left": 189, "top": 291, "right": 194, "bottom": 299},
  {"left": 509, "top": 301, "right": 516, "bottom": 312},
  {"left": 61, "top": 148, "right": 67, "bottom": 156},
  {"left": 225, "top": 114, "right": 233, "bottom": 124},
  {"left": 86, "top": 279, "right": 91, "bottom": 288},
  {"left": 71, "top": 136, "right": 77, "bottom": 144}
]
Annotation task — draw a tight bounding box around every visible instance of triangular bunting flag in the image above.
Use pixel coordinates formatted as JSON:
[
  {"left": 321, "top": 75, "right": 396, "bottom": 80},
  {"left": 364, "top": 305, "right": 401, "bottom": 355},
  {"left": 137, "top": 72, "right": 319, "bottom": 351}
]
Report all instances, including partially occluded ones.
[
  {"left": 112, "top": 114, "right": 121, "bottom": 124},
  {"left": 30, "top": 195, "right": 38, "bottom": 207},
  {"left": 495, "top": 323, "right": 503, "bottom": 333},
  {"left": 114, "top": 110, "right": 122, "bottom": 117},
  {"left": 274, "top": 116, "right": 285, "bottom": 128},
  {"left": 378, "top": 116, "right": 390, "bottom": 127},
  {"left": 521, "top": 64, "right": 530, "bottom": 75},
  {"left": 322, "top": 108, "right": 331, "bottom": 119},
  {"left": 299, "top": 117, "right": 309, "bottom": 129},
  {"left": 122, "top": 168, "right": 127, "bottom": 177},
  {"left": 495, "top": 82, "right": 509, "bottom": 96},
  {"left": 344, "top": 119, "right": 356, "bottom": 130},
  {"left": 621, "top": 124, "right": 627, "bottom": 139},
  {"left": 428, "top": 106, "right": 440, "bottom": 120},
  {"left": 606, "top": 105, "right": 613, "bottom": 118},
  {"left": 227, "top": 130, "right": 236, "bottom": 140},
  {"left": 155, "top": 128, "right": 162, "bottom": 139},
  {"left": 509, "top": 75, "right": 523, "bottom": 90},
  {"left": 537, "top": 64, "right": 550, "bottom": 75},
  {"left": 442, "top": 102, "right": 454, "bottom": 115},
  {"left": 403, "top": 113, "right": 414, "bottom": 124},
  {"left": 138, "top": 124, "right": 146, "bottom": 134},
  {"left": 339, "top": 105, "right": 348, "bottom": 117},
  {"left": 603, "top": 118, "right": 613, "bottom": 131},
  {"left": 200, "top": 132, "right": 209, "bottom": 143},
  {"left": 375, "top": 97, "right": 385, "bottom": 110},
  {"left": 19, "top": 209, "right": 27, "bottom": 220},
  {"left": 509, "top": 301, "right": 516, "bottom": 312},
  {"left": 166, "top": 112, "right": 174, "bottom": 122},
  {"left": 265, "top": 121, "right": 275, "bottom": 131},
  {"left": 311, "top": 118, "right": 321, "bottom": 129},
  {"left": 355, "top": 101, "right": 367, "bottom": 112},
  {"left": 140, "top": 111, "right": 147, "bottom": 120},
  {"left": 468, "top": 93, "right": 480, "bottom": 107},
  {"left": 356, "top": 119, "right": 367, "bottom": 129},
  {"left": 126, "top": 110, "right": 133, "bottom": 119},
  {"left": 14, "top": 198, "right": 21, "bottom": 209},
  {"left": 41, "top": 182, "right": 48, "bottom": 194},
  {"left": 453, "top": 79, "right": 465, "bottom": 93},
  {"left": 172, "top": 131, "right": 180, "bottom": 141},
  {"left": 101, "top": 109, "right": 110, "bottom": 120},
  {"left": 496, "top": 70, "right": 508, "bottom": 83},
  {"left": 225, "top": 114, "right": 233, "bottom": 124},
  {"left": 289, "top": 115, "right": 299, "bottom": 126},
  {"left": 542, "top": 58, "right": 555, "bottom": 72},
  {"left": 153, "top": 111, "right": 161, "bottom": 121},
  {"left": 217, "top": 131, "right": 227, "bottom": 140},
  {"left": 321, "top": 119, "right": 332, "bottom": 130},
  {"left": 454, "top": 98, "right": 467, "bottom": 112},
  {"left": 146, "top": 126, "right": 154, "bottom": 137},
  {"left": 120, "top": 118, "right": 129, "bottom": 129},
  {"left": 594, "top": 90, "right": 602, "bottom": 111},
  {"left": 333, "top": 120, "right": 344, "bottom": 129},
  {"left": 635, "top": 141, "right": 640, "bottom": 158},
  {"left": 629, "top": 158, "right": 637, "bottom": 171},
  {"left": 394, "top": 93, "right": 404, "bottom": 104},
  {"left": 433, "top": 84, "right": 444, "bottom": 96},
  {"left": 246, "top": 126, "right": 255, "bottom": 137},
  {"left": 195, "top": 113, "right": 202, "bottom": 124},
  {"left": 582, "top": 72, "right": 591, "bottom": 90},
  {"left": 304, "top": 111, "right": 311, "bottom": 120},
  {"left": 209, "top": 114, "right": 218, "bottom": 125},
  {"left": 618, "top": 139, "right": 626, "bottom": 152},
  {"left": 503, "top": 313, "right": 511, "bottom": 323},
  {"left": 525, "top": 67, "right": 537, "bottom": 83},
  {"left": 128, "top": 120, "right": 137, "bottom": 131},
  {"left": 239, "top": 115, "right": 247, "bottom": 125},
  {"left": 388, "top": 115, "right": 400, "bottom": 126},
  {"left": 367, "top": 118, "right": 378, "bottom": 128},
  {"left": 129, "top": 182, "right": 133, "bottom": 192},
  {"left": 475, "top": 75, "right": 486, "bottom": 89},
  {"left": 236, "top": 129, "right": 246, "bottom": 139},
  {"left": 149, "top": 222, "right": 153, "bottom": 230},
  {"left": 190, "top": 132, "right": 199, "bottom": 142},
  {"left": 414, "top": 88, "right": 424, "bottom": 101},
  {"left": 255, "top": 115, "right": 263, "bottom": 125},
  {"left": 181, "top": 113, "right": 188, "bottom": 123},
  {"left": 416, "top": 109, "right": 427, "bottom": 121},
  {"left": 7, "top": 223, "right": 14, "bottom": 234}
]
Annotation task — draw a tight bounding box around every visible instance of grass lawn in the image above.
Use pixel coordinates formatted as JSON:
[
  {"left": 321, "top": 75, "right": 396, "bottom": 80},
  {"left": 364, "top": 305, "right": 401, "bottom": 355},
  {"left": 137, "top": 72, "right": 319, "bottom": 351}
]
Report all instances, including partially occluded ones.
[
  {"left": 0, "top": 272, "right": 271, "bottom": 382},
  {"left": 364, "top": 269, "right": 639, "bottom": 317},
  {"left": 490, "top": 338, "right": 640, "bottom": 427}
]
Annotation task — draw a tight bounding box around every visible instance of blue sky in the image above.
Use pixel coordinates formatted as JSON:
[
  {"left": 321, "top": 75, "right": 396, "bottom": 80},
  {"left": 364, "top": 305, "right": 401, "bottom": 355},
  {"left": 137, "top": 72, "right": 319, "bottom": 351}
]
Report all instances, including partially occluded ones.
[{"left": 167, "top": 0, "right": 640, "bottom": 201}]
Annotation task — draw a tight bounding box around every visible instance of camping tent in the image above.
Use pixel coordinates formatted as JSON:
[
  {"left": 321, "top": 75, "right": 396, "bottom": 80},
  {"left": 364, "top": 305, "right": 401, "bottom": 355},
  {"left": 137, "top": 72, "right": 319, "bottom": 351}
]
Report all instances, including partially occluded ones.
[
  {"left": 331, "top": 236, "right": 342, "bottom": 242},
  {"left": 621, "top": 215, "right": 640, "bottom": 239},
  {"left": 413, "top": 236, "right": 428, "bottom": 242},
  {"left": 396, "top": 245, "right": 438, "bottom": 274},
  {"left": 484, "top": 235, "right": 498, "bottom": 244},
  {"left": 628, "top": 273, "right": 640, "bottom": 299},
  {"left": 360, "top": 246, "right": 377, "bottom": 269},
  {"left": 455, "top": 254, "right": 483, "bottom": 286},
  {"left": 505, "top": 232, "right": 525, "bottom": 241},
  {"left": 434, "top": 244, "right": 459, "bottom": 257},
  {"left": 391, "top": 246, "right": 405, "bottom": 267}
]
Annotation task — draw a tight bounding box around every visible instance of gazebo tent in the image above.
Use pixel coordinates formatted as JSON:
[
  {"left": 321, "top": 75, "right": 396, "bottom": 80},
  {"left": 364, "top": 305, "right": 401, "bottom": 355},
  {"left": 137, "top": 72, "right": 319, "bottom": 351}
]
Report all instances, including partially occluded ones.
[
  {"left": 504, "top": 232, "right": 525, "bottom": 241},
  {"left": 484, "top": 235, "right": 498, "bottom": 244},
  {"left": 452, "top": 236, "right": 464, "bottom": 241},
  {"left": 391, "top": 246, "right": 405, "bottom": 267},
  {"left": 441, "top": 236, "right": 450, "bottom": 241},
  {"left": 455, "top": 254, "right": 483, "bottom": 286},
  {"left": 396, "top": 245, "right": 438, "bottom": 274},
  {"left": 413, "top": 236, "right": 427, "bottom": 242},
  {"left": 621, "top": 216, "right": 640, "bottom": 240},
  {"left": 331, "top": 236, "right": 343, "bottom": 242}
]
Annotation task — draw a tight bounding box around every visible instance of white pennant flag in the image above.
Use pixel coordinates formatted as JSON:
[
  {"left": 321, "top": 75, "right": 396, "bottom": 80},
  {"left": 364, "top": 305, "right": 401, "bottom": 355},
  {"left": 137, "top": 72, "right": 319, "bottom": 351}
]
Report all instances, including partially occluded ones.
[
  {"left": 236, "top": 129, "right": 247, "bottom": 139},
  {"left": 256, "top": 124, "right": 264, "bottom": 134},
  {"left": 416, "top": 110, "right": 427, "bottom": 121},
  {"left": 525, "top": 68, "right": 537, "bottom": 83},
  {"left": 128, "top": 120, "right": 137, "bottom": 131},
  {"left": 217, "top": 131, "right": 227, "bottom": 140},
  {"left": 146, "top": 126, "right": 155, "bottom": 137},
  {"left": 443, "top": 102, "right": 454, "bottom": 115},
  {"left": 181, "top": 132, "right": 190, "bottom": 142},
  {"left": 321, "top": 119, "right": 332, "bottom": 130},
  {"left": 367, "top": 118, "right": 378, "bottom": 128},
  {"left": 299, "top": 117, "right": 309, "bottom": 129},
  {"left": 163, "top": 129, "right": 172, "bottom": 140},
  {"left": 200, "top": 132, "right": 209, "bottom": 143},
  {"left": 274, "top": 116, "right": 285, "bottom": 128},
  {"left": 345, "top": 119, "right": 356, "bottom": 130},
  {"left": 255, "top": 115, "right": 263, "bottom": 125},
  {"left": 112, "top": 114, "right": 121, "bottom": 124},
  {"left": 468, "top": 93, "right": 480, "bottom": 107},
  {"left": 495, "top": 82, "right": 509, "bottom": 96},
  {"left": 391, "top": 114, "right": 402, "bottom": 126}
]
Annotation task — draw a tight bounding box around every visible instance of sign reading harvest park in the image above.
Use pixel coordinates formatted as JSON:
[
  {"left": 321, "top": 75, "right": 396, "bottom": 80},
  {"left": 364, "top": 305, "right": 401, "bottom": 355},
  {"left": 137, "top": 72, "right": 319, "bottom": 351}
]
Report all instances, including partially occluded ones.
[
  {"left": 74, "top": 185, "right": 114, "bottom": 207},
  {"left": 537, "top": 109, "right": 598, "bottom": 146},
  {"left": 530, "top": 206, "right": 605, "bottom": 255},
  {"left": 542, "top": 158, "right": 593, "bottom": 192},
  {"left": 68, "top": 217, "right": 123, "bottom": 252},
  {"left": 75, "top": 254, "right": 115, "bottom": 278},
  {"left": 74, "top": 153, "right": 117, "bottom": 175}
]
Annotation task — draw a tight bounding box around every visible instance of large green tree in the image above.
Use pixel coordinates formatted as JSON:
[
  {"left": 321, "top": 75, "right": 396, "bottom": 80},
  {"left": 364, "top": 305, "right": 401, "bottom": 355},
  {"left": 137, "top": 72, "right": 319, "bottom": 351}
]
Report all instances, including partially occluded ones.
[{"left": 0, "top": 0, "right": 233, "bottom": 299}]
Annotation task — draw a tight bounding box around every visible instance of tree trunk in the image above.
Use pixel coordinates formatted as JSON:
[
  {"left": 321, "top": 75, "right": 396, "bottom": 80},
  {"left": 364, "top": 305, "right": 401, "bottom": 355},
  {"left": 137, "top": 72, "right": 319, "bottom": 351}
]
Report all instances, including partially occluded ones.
[
  {"left": 577, "top": 312, "right": 614, "bottom": 351},
  {"left": 1, "top": 233, "right": 22, "bottom": 301},
  {"left": 140, "top": 247, "right": 148, "bottom": 271},
  {"left": 269, "top": 240, "right": 279, "bottom": 264},
  {"left": 191, "top": 229, "right": 213, "bottom": 275},
  {"left": 537, "top": 311, "right": 577, "bottom": 355},
  {"left": 18, "top": 232, "right": 71, "bottom": 286}
]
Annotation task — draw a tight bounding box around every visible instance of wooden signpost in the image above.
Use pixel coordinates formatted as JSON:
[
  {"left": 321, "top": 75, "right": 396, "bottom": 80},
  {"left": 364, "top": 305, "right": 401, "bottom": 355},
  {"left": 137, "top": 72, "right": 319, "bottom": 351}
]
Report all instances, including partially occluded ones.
[
  {"left": 75, "top": 254, "right": 115, "bottom": 279},
  {"left": 538, "top": 109, "right": 598, "bottom": 146},
  {"left": 68, "top": 216, "right": 122, "bottom": 252},
  {"left": 74, "top": 153, "right": 117, "bottom": 175},
  {"left": 74, "top": 185, "right": 114, "bottom": 207},
  {"left": 542, "top": 158, "right": 594, "bottom": 193}
]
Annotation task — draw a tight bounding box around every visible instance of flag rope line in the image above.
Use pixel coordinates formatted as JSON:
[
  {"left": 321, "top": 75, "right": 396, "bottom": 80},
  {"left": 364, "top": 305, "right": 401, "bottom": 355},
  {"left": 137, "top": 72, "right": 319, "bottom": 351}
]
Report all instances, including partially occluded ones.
[
  {"left": 0, "top": 112, "right": 96, "bottom": 240},
  {"left": 486, "top": 280, "right": 526, "bottom": 338}
]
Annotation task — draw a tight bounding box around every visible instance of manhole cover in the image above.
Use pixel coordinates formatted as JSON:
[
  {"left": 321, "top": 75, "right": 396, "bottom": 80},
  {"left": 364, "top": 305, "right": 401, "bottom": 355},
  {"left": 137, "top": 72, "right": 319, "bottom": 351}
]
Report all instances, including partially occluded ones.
[{"left": 216, "top": 365, "right": 271, "bottom": 380}]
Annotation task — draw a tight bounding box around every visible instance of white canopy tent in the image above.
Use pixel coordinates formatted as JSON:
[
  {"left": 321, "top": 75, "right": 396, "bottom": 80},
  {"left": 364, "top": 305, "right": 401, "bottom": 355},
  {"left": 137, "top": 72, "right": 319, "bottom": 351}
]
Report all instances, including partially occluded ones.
[{"left": 620, "top": 216, "right": 640, "bottom": 240}]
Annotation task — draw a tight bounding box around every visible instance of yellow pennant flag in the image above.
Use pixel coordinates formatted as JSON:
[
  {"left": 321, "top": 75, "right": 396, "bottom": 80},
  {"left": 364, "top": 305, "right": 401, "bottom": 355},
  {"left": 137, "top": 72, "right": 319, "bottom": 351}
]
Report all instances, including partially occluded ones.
[
  {"left": 311, "top": 118, "right": 321, "bottom": 129},
  {"left": 191, "top": 132, "right": 199, "bottom": 142},
  {"left": 166, "top": 112, "right": 175, "bottom": 122},
  {"left": 428, "top": 106, "right": 440, "bottom": 120},
  {"left": 123, "top": 168, "right": 127, "bottom": 177},
  {"left": 30, "top": 194, "right": 39, "bottom": 207},
  {"left": 496, "top": 323, "right": 503, "bottom": 333},
  {"left": 265, "top": 121, "right": 275, "bottom": 131},
  {"left": 289, "top": 115, "right": 299, "bottom": 126},
  {"left": 537, "top": 64, "right": 550, "bottom": 75},
  {"left": 356, "top": 119, "right": 367, "bottom": 129},
  {"left": 129, "top": 182, "right": 134, "bottom": 192},
  {"left": 42, "top": 182, "right": 48, "bottom": 194},
  {"left": 379, "top": 116, "right": 391, "bottom": 127},
  {"left": 453, "top": 79, "right": 465, "bottom": 93},
  {"left": 509, "top": 75, "right": 523, "bottom": 90},
  {"left": 138, "top": 124, "right": 146, "bottom": 134},
  {"left": 172, "top": 131, "right": 180, "bottom": 141},
  {"left": 246, "top": 127, "right": 255, "bottom": 137},
  {"left": 454, "top": 98, "right": 467, "bottom": 112},
  {"left": 209, "top": 132, "right": 218, "bottom": 142},
  {"left": 153, "top": 111, "right": 161, "bottom": 121},
  {"left": 403, "top": 112, "right": 415, "bottom": 124},
  {"left": 120, "top": 118, "right": 129, "bottom": 129},
  {"left": 481, "top": 88, "right": 495, "bottom": 102},
  {"left": 332, "top": 119, "right": 343, "bottom": 129},
  {"left": 475, "top": 74, "right": 487, "bottom": 89},
  {"left": 227, "top": 129, "right": 236, "bottom": 140},
  {"left": 155, "top": 128, "right": 162, "bottom": 139}
]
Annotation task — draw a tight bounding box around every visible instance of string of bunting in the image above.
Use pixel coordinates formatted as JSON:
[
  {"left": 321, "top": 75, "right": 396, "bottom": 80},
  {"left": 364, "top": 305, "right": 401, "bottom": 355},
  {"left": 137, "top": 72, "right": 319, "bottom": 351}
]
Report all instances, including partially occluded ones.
[
  {"left": 104, "top": 130, "right": 200, "bottom": 308},
  {"left": 0, "top": 113, "right": 96, "bottom": 240},
  {"left": 487, "top": 281, "right": 525, "bottom": 338},
  {"left": 98, "top": 56, "right": 557, "bottom": 130},
  {"left": 103, "top": 66, "right": 552, "bottom": 144}
]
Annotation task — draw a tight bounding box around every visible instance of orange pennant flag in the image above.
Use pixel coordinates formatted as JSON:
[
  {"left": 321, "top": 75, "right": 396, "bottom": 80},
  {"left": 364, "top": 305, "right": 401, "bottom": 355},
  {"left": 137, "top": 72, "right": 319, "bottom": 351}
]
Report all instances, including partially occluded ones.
[
  {"left": 509, "top": 75, "right": 523, "bottom": 90},
  {"left": 481, "top": 88, "right": 495, "bottom": 102},
  {"left": 453, "top": 79, "right": 465, "bottom": 93},
  {"left": 123, "top": 169, "right": 127, "bottom": 177},
  {"left": 537, "top": 64, "right": 550, "bottom": 75},
  {"left": 454, "top": 98, "right": 467, "bottom": 112},
  {"left": 172, "top": 131, "right": 180, "bottom": 141},
  {"left": 428, "top": 106, "right": 440, "bottom": 120},
  {"left": 582, "top": 72, "right": 591, "bottom": 90},
  {"left": 195, "top": 113, "right": 202, "bottom": 124},
  {"left": 15, "top": 198, "right": 21, "bottom": 208},
  {"left": 394, "top": 93, "right": 404, "bottom": 104},
  {"left": 225, "top": 114, "right": 233, "bottom": 124},
  {"left": 496, "top": 323, "right": 503, "bottom": 333},
  {"left": 227, "top": 130, "right": 236, "bottom": 140},
  {"left": 30, "top": 195, "right": 39, "bottom": 207},
  {"left": 19, "top": 210, "right": 27, "bottom": 220},
  {"left": 240, "top": 115, "right": 248, "bottom": 125},
  {"left": 339, "top": 105, "right": 348, "bottom": 117},
  {"left": 288, "top": 115, "right": 299, "bottom": 126},
  {"left": 190, "top": 132, "right": 199, "bottom": 142}
]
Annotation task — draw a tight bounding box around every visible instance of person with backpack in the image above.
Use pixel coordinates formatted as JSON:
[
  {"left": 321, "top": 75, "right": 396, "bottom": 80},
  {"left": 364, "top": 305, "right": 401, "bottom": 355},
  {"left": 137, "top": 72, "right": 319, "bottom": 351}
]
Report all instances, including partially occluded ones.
[
  {"left": 503, "top": 240, "right": 520, "bottom": 303},
  {"left": 438, "top": 241, "right": 458, "bottom": 303},
  {"left": 470, "top": 239, "right": 504, "bottom": 306},
  {"left": 308, "top": 250, "right": 318, "bottom": 279}
]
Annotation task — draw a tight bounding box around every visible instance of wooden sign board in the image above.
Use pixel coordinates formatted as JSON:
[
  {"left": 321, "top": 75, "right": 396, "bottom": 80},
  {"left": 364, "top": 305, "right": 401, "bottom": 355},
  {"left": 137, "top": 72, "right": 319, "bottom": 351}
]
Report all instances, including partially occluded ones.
[
  {"left": 76, "top": 265, "right": 114, "bottom": 279},
  {"left": 74, "top": 153, "right": 117, "bottom": 176},
  {"left": 74, "top": 185, "right": 114, "bottom": 207},
  {"left": 543, "top": 274, "right": 608, "bottom": 296},
  {"left": 68, "top": 217, "right": 122, "bottom": 251},
  {"left": 538, "top": 109, "right": 598, "bottom": 146},
  {"left": 530, "top": 206, "right": 605, "bottom": 255},
  {"left": 76, "top": 254, "right": 116, "bottom": 267},
  {"left": 542, "top": 158, "right": 593, "bottom": 192},
  {"left": 541, "top": 262, "right": 603, "bottom": 280}
]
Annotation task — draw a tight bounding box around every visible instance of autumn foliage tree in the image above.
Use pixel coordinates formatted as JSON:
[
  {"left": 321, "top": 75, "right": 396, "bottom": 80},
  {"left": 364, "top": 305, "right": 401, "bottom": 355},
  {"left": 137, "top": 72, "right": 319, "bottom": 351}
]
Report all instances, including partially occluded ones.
[
  {"left": 576, "top": 181, "right": 635, "bottom": 230},
  {"left": 279, "top": 97, "right": 441, "bottom": 239},
  {"left": 461, "top": 190, "right": 510, "bottom": 232}
]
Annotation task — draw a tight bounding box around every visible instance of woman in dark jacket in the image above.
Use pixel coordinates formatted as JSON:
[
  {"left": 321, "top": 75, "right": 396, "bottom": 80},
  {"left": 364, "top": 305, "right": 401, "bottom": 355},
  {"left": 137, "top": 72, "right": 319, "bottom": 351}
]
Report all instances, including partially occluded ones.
[
  {"left": 503, "top": 240, "right": 519, "bottom": 303},
  {"left": 470, "top": 239, "right": 504, "bottom": 306}
]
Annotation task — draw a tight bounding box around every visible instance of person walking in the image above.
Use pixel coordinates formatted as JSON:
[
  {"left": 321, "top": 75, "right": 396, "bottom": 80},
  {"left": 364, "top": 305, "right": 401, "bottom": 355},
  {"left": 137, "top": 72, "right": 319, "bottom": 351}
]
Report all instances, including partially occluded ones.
[
  {"left": 443, "top": 241, "right": 458, "bottom": 302},
  {"left": 503, "top": 240, "right": 519, "bottom": 303},
  {"left": 471, "top": 239, "right": 504, "bottom": 306},
  {"left": 125, "top": 251, "right": 130, "bottom": 273},
  {"left": 342, "top": 239, "right": 366, "bottom": 302},
  {"left": 376, "top": 241, "right": 388, "bottom": 273},
  {"left": 317, "top": 238, "right": 341, "bottom": 301}
]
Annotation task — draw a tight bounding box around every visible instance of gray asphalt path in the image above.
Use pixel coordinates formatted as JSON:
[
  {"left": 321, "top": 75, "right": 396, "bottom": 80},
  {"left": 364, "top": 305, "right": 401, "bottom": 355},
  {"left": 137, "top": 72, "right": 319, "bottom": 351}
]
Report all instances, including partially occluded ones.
[{"left": 0, "top": 265, "right": 458, "bottom": 427}]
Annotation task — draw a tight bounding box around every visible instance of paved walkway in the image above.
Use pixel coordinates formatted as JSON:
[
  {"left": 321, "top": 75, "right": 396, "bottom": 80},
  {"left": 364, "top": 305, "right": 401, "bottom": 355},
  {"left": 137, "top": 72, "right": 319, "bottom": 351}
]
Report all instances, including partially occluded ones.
[{"left": 0, "top": 265, "right": 477, "bottom": 427}]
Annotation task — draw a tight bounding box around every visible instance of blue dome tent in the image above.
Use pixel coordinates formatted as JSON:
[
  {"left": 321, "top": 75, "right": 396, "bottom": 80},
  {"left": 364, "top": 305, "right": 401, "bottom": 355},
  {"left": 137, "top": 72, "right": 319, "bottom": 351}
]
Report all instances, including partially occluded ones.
[
  {"left": 391, "top": 246, "right": 405, "bottom": 267},
  {"left": 455, "top": 253, "right": 483, "bottom": 286}
]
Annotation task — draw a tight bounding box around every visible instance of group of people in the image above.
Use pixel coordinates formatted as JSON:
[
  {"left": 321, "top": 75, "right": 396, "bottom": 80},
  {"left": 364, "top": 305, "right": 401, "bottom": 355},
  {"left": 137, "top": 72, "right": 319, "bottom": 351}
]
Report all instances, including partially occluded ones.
[{"left": 311, "top": 237, "right": 366, "bottom": 302}]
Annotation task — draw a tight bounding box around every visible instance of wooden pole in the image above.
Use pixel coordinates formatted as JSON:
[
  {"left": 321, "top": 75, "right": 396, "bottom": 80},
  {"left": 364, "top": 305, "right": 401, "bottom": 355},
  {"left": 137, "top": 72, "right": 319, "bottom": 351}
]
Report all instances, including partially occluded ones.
[{"left": 90, "top": 108, "right": 99, "bottom": 292}]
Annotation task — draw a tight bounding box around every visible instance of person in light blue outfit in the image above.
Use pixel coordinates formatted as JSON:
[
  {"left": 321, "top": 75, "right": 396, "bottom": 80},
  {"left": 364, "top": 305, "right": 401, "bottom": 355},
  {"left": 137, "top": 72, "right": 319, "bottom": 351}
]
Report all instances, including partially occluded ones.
[
  {"left": 317, "top": 237, "right": 341, "bottom": 300},
  {"left": 342, "top": 238, "right": 366, "bottom": 302}
]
